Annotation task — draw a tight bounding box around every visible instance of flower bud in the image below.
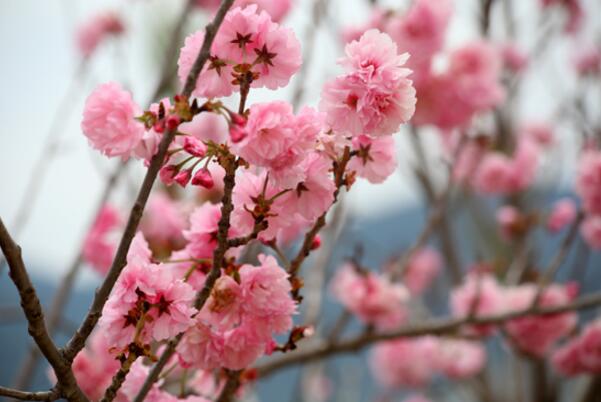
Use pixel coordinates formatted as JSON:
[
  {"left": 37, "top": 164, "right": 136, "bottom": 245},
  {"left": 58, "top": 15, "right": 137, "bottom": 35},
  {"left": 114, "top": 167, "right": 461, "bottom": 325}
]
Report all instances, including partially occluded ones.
[
  {"left": 174, "top": 168, "right": 192, "bottom": 187},
  {"left": 310, "top": 235, "right": 321, "bottom": 250},
  {"left": 159, "top": 164, "right": 178, "bottom": 185},
  {"left": 182, "top": 136, "right": 207, "bottom": 157},
  {"left": 230, "top": 124, "right": 247, "bottom": 143},
  {"left": 166, "top": 115, "right": 181, "bottom": 131},
  {"left": 191, "top": 168, "right": 214, "bottom": 189}
]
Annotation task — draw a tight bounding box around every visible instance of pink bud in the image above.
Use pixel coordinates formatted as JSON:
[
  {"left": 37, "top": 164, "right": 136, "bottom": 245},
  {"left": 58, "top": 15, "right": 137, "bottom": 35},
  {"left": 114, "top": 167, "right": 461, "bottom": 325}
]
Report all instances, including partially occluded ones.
[
  {"left": 166, "top": 115, "right": 181, "bottom": 131},
  {"left": 230, "top": 113, "right": 246, "bottom": 126},
  {"left": 182, "top": 136, "right": 207, "bottom": 157},
  {"left": 174, "top": 168, "right": 192, "bottom": 187},
  {"left": 153, "top": 121, "right": 164, "bottom": 133},
  {"left": 191, "top": 168, "right": 214, "bottom": 189},
  {"left": 229, "top": 124, "right": 247, "bottom": 143},
  {"left": 310, "top": 235, "right": 321, "bottom": 250},
  {"left": 159, "top": 165, "right": 178, "bottom": 186}
]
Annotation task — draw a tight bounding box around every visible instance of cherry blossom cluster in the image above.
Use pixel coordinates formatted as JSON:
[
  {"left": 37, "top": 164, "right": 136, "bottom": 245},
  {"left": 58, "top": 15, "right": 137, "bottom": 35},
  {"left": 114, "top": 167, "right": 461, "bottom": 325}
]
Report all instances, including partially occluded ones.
[
  {"left": 451, "top": 272, "right": 578, "bottom": 357},
  {"left": 76, "top": 2, "right": 419, "bottom": 399},
  {"left": 371, "top": 336, "right": 485, "bottom": 388}
]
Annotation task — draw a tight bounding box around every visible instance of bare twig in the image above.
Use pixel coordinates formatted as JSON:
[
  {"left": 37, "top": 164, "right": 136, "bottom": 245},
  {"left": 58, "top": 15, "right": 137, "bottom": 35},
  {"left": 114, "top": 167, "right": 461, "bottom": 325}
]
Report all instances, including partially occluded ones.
[
  {"left": 0, "top": 218, "right": 87, "bottom": 401},
  {"left": 408, "top": 127, "right": 462, "bottom": 284},
  {"left": 0, "top": 386, "right": 58, "bottom": 402},
  {"left": 256, "top": 291, "right": 601, "bottom": 377}
]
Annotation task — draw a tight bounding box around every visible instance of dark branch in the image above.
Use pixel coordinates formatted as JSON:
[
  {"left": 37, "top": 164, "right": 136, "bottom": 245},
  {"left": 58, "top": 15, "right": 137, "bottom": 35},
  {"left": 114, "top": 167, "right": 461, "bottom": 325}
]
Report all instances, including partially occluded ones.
[
  {"left": 256, "top": 291, "right": 601, "bottom": 378},
  {"left": 0, "top": 218, "right": 87, "bottom": 401},
  {"left": 0, "top": 386, "right": 58, "bottom": 401}
]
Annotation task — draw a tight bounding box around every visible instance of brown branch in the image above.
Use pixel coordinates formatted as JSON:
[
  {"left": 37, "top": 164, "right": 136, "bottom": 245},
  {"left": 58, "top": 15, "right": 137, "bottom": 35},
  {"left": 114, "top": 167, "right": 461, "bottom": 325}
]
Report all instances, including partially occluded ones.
[
  {"left": 256, "top": 291, "right": 601, "bottom": 378},
  {"left": 100, "top": 354, "right": 138, "bottom": 402},
  {"left": 531, "top": 211, "right": 584, "bottom": 306},
  {"left": 182, "top": 0, "right": 236, "bottom": 98},
  {"left": 0, "top": 386, "right": 58, "bottom": 402},
  {"left": 13, "top": 162, "right": 125, "bottom": 390},
  {"left": 0, "top": 218, "right": 87, "bottom": 401},
  {"left": 62, "top": 0, "right": 234, "bottom": 365},
  {"left": 133, "top": 155, "right": 239, "bottom": 402},
  {"left": 288, "top": 147, "right": 351, "bottom": 297},
  {"left": 215, "top": 370, "right": 242, "bottom": 402},
  {"left": 62, "top": 128, "right": 176, "bottom": 363}
]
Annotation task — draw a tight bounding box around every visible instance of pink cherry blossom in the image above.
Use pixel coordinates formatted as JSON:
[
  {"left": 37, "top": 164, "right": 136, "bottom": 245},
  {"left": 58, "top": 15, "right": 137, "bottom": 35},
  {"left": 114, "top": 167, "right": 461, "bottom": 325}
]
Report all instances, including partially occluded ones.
[
  {"left": 231, "top": 171, "right": 291, "bottom": 241},
  {"left": 235, "top": 0, "right": 293, "bottom": 22},
  {"left": 184, "top": 203, "right": 238, "bottom": 259},
  {"left": 68, "top": 332, "right": 120, "bottom": 401},
  {"left": 320, "top": 30, "right": 416, "bottom": 137},
  {"left": 76, "top": 11, "right": 124, "bottom": 58},
  {"left": 179, "top": 254, "right": 295, "bottom": 370},
  {"left": 347, "top": 135, "right": 397, "bottom": 184},
  {"left": 581, "top": 215, "right": 601, "bottom": 249},
  {"left": 98, "top": 233, "right": 197, "bottom": 351},
  {"left": 140, "top": 193, "right": 187, "bottom": 249},
  {"left": 117, "top": 360, "right": 164, "bottom": 402},
  {"left": 503, "top": 283, "right": 578, "bottom": 357},
  {"left": 413, "top": 42, "right": 505, "bottom": 130},
  {"left": 280, "top": 153, "right": 335, "bottom": 221},
  {"left": 450, "top": 272, "right": 504, "bottom": 336},
  {"left": 239, "top": 254, "right": 297, "bottom": 335},
  {"left": 385, "top": 0, "right": 453, "bottom": 76},
  {"left": 232, "top": 102, "right": 319, "bottom": 188},
  {"left": 500, "top": 42, "right": 529, "bottom": 73},
  {"left": 473, "top": 138, "right": 540, "bottom": 195},
  {"left": 576, "top": 149, "right": 601, "bottom": 215},
  {"left": 437, "top": 339, "right": 486, "bottom": 379},
  {"left": 81, "top": 82, "right": 145, "bottom": 159},
  {"left": 370, "top": 336, "right": 440, "bottom": 388},
  {"left": 178, "top": 321, "right": 226, "bottom": 370},
  {"left": 403, "top": 247, "right": 442, "bottom": 295},
  {"left": 177, "top": 30, "right": 235, "bottom": 98},
  {"left": 179, "top": 112, "right": 229, "bottom": 144},
  {"left": 520, "top": 121, "right": 554, "bottom": 147},
  {"left": 331, "top": 263, "right": 409, "bottom": 330},
  {"left": 83, "top": 204, "right": 121, "bottom": 275},
  {"left": 552, "top": 318, "right": 601, "bottom": 376},
  {"left": 572, "top": 45, "right": 601, "bottom": 76},
  {"left": 547, "top": 198, "right": 577, "bottom": 233},
  {"left": 178, "top": 6, "right": 301, "bottom": 98}
]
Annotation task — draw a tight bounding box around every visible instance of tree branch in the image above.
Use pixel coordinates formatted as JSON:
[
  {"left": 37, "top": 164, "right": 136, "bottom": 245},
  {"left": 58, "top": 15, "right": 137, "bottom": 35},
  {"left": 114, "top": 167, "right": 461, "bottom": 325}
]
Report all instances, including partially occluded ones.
[
  {"left": 0, "top": 218, "right": 87, "bottom": 401},
  {"left": 0, "top": 386, "right": 58, "bottom": 402},
  {"left": 256, "top": 291, "right": 601, "bottom": 378}
]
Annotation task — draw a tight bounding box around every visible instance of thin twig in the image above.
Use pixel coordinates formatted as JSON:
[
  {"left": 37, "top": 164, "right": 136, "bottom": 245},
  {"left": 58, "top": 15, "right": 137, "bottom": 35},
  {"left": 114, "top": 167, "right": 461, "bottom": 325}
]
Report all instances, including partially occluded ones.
[
  {"left": 288, "top": 147, "right": 351, "bottom": 298},
  {"left": 0, "top": 386, "right": 58, "bottom": 402}
]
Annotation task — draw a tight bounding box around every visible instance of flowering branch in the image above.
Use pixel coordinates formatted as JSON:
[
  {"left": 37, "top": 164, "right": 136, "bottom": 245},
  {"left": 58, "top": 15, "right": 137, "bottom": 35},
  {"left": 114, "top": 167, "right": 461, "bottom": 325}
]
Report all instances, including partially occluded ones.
[
  {"left": 0, "top": 218, "right": 87, "bottom": 401},
  {"left": 288, "top": 146, "right": 352, "bottom": 299},
  {"left": 63, "top": 0, "right": 236, "bottom": 368},
  {"left": 257, "top": 291, "right": 601, "bottom": 377}
]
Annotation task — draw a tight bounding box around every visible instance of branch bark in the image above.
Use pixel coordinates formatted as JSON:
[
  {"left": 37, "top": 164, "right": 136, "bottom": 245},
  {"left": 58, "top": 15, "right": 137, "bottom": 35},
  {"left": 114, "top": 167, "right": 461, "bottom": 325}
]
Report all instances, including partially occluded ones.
[
  {"left": 0, "top": 218, "right": 87, "bottom": 401},
  {"left": 0, "top": 386, "right": 58, "bottom": 402}
]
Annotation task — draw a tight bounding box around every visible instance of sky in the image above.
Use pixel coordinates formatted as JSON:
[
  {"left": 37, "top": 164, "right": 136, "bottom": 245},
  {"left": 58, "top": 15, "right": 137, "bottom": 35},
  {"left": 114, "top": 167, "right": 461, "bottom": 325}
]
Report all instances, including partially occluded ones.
[{"left": 0, "top": 0, "right": 592, "bottom": 281}]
